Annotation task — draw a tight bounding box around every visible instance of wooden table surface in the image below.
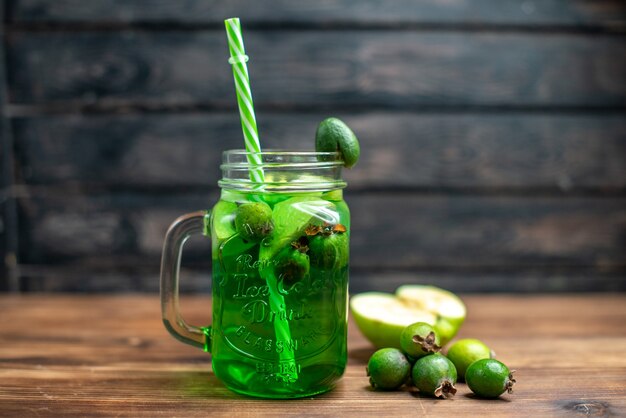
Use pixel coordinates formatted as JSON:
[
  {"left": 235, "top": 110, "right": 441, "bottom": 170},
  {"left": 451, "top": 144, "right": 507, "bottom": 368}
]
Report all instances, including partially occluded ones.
[{"left": 1, "top": 294, "right": 625, "bottom": 417}]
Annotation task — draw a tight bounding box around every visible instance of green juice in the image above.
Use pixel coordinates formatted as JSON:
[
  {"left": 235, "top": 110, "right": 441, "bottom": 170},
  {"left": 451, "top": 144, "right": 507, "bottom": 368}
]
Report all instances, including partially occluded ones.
[{"left": 208, "top": 188, "right": 350, "bottom": 398}]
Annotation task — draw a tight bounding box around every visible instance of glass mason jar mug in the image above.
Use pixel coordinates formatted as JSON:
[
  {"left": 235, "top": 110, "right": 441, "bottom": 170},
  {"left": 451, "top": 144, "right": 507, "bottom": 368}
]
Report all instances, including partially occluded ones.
[{"left": 160, "top": 150, "right": 350, "bottom": 398}]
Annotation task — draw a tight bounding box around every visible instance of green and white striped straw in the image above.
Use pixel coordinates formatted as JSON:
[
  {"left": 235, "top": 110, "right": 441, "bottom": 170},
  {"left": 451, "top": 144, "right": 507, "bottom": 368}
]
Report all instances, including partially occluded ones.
[
  {"left": 224, "top": 17, "right": 265, "bottom": 185},
  {"left": 224, "top": 18, "right": 298, "bottom": 381}
]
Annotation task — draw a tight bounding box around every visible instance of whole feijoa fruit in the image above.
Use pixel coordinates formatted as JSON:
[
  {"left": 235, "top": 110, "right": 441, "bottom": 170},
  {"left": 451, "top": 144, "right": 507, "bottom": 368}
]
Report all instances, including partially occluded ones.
[
  {"left": 411, "top": 353, "right": 457, "bottom": 398},
  {"left": 308, "top": 232, "right": 349, "bottom": 270},
  {"left": 446, "top": 338, "right": 492, "bottom": 380},
  {"left": 274, "top": 245, "right": 310, "bottom": 286},
  {"left": 234, "top": 202, "right": 273, "bottom": 242},
  {"left": 400, "top": 322, "right": 441, "bottom": 360},
  {"left": 315, "top": 117, "right": 360, "bottom": 168},
  {"left": 465, "top": 358, "right": 516, "bottom": 398},
  {"left": 366, "top": 348, "right": 411, "bottom": 390}
]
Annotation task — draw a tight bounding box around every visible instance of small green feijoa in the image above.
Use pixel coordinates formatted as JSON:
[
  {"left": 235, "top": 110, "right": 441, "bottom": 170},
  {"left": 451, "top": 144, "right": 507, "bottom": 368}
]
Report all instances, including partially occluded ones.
[
  {"left": 274, "top": 244, "right": 310, "bottom": 287},
  {"left": 446, "top": 338, "right": 492, "bottom": 380},
  {"left": 400, "top": 322, "right": 441, "bottom": 359},
  {"left": 411, "top": 353, "right": 457, "bottom": 398},
  {"left": 234, "top": 202, "right": 274, "bottom": 242},
  {"left": 366, "top": 348, "right": 411, "bottom": 390},
  {"left": 315, "top": 117, "right": 360, "bottom": 168},
  {"left": 308, "top": 230, "right": 349, "bottom": 270},
  {"left": 465, "top": 358, "right": 516, "bottom": 398}
]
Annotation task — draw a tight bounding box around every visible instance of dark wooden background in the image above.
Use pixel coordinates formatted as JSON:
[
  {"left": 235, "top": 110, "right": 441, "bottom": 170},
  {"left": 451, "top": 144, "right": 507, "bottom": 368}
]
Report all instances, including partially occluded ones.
[{"left": 1, "top": 0, "right": 625, "bottom": 293}]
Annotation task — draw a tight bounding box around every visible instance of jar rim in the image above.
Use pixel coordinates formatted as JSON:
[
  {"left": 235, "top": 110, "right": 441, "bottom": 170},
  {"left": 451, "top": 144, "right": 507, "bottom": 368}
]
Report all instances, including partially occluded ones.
[
  {"left": 223, "top": 149, "right": 342, "bottom": 160},
  {"left": 219, "top": 149, "right": 346, "bottom": 192}
]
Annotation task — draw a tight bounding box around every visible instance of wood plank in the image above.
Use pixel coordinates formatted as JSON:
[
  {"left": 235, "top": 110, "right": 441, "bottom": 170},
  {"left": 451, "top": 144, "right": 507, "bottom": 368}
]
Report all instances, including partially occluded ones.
[
  {"left": 0, "top": 295, "right": 625, "bottom": 416},
  {"left": 350, "top": 270, "right": 626, "bottom": 293},
  {"left": 7, "top": 0, "right": 626, "bottom": 28},
  {"left": 0, "top": 7, "right": 19, "bottom": 292},
  {"left": 17, "top": 265, "right": 209, "bottom": 293},
  {"left": 0, "top": 194, "right": 8, "bottom": 291},
  {"left": 12, "top": 112, "right": 626, "bottom": 191},
  {"left": 7, "top": 31, "right": 626, "bottom": 107},
  {"left": 0, "top": 96, "right": 8, "bottom": 289},
  {"left": 17, "top": 193, "right": 626, "bottom": 270},
  {"left": 16, "top": 266, "right": 626, "bottom": 293}
]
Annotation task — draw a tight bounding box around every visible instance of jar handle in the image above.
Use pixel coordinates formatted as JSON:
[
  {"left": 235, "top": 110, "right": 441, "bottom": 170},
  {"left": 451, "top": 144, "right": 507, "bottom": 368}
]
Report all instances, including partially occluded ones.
[{"left": 160, "top": 211, "right": 212, "bottom": 351}]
